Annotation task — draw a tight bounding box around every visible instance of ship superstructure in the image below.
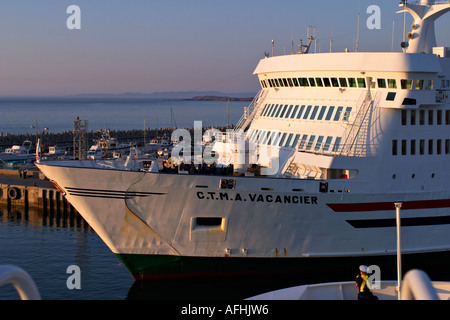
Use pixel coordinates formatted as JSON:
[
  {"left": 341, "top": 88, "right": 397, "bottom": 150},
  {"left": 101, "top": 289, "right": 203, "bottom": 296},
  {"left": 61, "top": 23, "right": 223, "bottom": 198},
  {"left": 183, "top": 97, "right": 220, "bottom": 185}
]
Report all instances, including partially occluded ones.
[{"left": 37, "top": 1, "right": 450, "bottom": 281}]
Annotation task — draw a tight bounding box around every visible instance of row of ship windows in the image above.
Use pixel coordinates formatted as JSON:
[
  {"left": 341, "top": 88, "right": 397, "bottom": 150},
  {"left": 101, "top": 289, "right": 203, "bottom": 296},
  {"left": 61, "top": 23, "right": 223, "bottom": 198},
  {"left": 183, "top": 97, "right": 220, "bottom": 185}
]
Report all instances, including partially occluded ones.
[
  {"left": 392, "top": 139, "right": 450, "bottom": 156},
  {"left": 261, "top": 104, "right": 352, "bottom": 122},
  {"left": 401, "top": 109, "right": 450, "bottom": 126},
  {"left": 260, "top": 77, "right": 434, "bottom": 90},
  {"left": 248, "top": 129, "right": 342, "bottom": 152}
]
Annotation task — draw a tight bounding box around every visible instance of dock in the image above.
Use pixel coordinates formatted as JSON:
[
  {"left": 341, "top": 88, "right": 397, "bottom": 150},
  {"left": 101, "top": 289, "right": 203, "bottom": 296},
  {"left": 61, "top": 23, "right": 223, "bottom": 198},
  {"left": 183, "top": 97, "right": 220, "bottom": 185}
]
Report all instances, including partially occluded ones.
[{"left": 0, "top": 168, "right": 77, "bottom": 214}]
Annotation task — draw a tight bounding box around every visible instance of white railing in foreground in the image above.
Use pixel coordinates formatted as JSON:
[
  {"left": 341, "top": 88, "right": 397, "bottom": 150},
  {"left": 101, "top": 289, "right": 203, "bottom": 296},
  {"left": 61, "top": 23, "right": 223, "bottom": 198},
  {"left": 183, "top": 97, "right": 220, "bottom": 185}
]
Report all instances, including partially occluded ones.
[
  {"left": 401, "top": 269, "right": 440, "bottom": 300},
  {"left": 0, "top": 265, "right": 41, "bottom": 300}
]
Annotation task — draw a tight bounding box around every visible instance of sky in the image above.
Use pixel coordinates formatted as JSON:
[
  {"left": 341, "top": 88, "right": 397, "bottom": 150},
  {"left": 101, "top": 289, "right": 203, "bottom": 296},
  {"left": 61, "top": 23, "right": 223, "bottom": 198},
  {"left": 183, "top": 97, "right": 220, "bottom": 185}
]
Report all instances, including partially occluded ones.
[{"left": 1, "top": 0, "right": 450, "bottom": 97}]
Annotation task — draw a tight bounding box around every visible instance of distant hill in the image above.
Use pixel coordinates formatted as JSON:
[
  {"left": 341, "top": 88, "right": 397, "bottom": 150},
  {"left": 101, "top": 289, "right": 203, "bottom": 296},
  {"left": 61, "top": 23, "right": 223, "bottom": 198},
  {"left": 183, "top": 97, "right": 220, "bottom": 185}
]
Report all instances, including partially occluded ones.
[
  {"left": 65, "top": 91, "right": 256, "bottom": 100},
  {"left": 186, "top": 96, "right": 253, "bottom": 101}
]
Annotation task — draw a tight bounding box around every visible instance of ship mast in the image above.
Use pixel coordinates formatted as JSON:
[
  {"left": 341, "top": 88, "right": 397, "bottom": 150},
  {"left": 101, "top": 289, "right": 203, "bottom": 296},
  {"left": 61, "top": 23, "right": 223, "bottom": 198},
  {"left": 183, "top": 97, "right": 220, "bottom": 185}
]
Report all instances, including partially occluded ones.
[{"left": 401, "top": 0, "right": 450, "bottom": 54}]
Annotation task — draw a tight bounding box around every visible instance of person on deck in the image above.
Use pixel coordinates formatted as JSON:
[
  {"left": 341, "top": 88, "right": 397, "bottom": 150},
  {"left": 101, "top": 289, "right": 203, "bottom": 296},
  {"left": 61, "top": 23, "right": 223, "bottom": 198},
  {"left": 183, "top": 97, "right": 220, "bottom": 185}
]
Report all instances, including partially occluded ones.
[{"left": 355, "top": 265, "right": 378, "bottom": 300}]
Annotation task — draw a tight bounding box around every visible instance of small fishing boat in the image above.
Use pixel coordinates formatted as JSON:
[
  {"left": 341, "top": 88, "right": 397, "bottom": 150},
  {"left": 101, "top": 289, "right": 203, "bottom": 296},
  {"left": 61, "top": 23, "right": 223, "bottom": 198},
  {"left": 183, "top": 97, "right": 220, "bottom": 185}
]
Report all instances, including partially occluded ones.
[{"left": 0, "top": 140, "right": 35, "bottom": 163}]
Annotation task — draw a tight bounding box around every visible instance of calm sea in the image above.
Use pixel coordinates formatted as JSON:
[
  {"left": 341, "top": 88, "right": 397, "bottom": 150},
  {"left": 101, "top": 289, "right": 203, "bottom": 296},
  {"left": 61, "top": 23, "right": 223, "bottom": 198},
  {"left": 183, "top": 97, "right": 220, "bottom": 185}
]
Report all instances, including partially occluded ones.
[{"left": 0, "top": 98, "right": 248, "bottom": 135}]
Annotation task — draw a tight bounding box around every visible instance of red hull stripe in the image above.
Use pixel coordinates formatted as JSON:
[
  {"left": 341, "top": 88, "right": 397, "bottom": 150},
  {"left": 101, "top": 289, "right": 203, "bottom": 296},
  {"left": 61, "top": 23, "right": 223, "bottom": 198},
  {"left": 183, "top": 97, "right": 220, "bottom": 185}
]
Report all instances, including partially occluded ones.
[{"left": 327, "top": 199, "right": 450, "bottom": 213}]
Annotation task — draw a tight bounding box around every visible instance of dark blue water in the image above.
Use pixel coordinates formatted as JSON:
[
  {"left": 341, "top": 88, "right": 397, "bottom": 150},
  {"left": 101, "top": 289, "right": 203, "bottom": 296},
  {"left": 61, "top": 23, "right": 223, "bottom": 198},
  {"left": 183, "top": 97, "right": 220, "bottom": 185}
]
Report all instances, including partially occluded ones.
[
  {"left": 0, "top": 205, "right": 311, "bottom": 300},
  {"left": 0, "top": 98, "right": 248, "bottom": 135},
  {"left": 0, "top": 205, "right": 133, "bottom": 300}
]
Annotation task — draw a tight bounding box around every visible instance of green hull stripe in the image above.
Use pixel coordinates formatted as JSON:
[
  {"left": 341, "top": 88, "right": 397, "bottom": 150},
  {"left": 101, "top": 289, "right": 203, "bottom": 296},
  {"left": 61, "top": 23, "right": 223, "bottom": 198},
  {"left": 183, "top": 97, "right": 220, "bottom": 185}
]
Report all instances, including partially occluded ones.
[{"left": 116, "top": 251, "right": 450, "bottom": 281}]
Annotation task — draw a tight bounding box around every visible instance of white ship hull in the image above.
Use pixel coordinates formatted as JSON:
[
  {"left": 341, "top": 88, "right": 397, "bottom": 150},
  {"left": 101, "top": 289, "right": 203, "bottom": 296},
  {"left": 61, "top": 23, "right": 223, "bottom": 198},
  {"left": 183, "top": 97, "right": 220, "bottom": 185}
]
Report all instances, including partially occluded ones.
[{"left": 36, "top": 160, "right": 450, "bottom": 280}]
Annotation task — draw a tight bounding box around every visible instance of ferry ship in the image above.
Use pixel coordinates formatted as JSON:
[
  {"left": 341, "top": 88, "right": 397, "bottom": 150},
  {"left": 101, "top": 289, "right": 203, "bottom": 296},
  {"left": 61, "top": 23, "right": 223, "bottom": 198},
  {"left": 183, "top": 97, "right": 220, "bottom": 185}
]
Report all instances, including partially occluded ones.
[{"left": 37, "top": 1, "right": 450, "bottom": 281}]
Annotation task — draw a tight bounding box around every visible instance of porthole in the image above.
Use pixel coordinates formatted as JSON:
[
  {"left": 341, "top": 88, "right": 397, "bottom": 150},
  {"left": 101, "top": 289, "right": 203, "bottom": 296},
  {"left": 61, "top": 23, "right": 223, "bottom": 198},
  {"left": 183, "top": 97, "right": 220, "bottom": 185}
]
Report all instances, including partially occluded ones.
[
  {"left": 411, "top": 174, "right": 416, "bottom": 179},
  {"left": 431, "top": 173, "right": 435, "bottom": 178},
  {"left": 392, "top": 174, "right": 397, "bottom": 180}
]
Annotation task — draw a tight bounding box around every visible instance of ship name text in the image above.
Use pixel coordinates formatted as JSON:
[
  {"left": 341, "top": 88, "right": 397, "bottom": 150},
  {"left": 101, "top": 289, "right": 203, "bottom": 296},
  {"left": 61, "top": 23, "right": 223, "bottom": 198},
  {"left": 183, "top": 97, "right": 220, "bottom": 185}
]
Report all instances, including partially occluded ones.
[{"left": 196, "top": 191, "right": 318, "bottom": 205}]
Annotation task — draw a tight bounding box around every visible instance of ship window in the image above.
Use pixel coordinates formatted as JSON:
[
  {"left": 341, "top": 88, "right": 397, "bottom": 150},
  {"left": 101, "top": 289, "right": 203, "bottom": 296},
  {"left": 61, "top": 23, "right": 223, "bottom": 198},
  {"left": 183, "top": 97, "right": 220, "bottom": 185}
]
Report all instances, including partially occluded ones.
[
  {"left": 331, "top": 78, "right": 339, "bottom": 87},
  {"left": 306, "top": 135, "right": 316, "bottom": 150},
  {"left": 259, "top": 131, "right": 268, "bottom": 144},
  {"left": 377, "top": 79, "right": 386, "bottom": 88},
  {"left": 446, "top": 139, "right": 450, "bottom": 154},
  {"left": 420, "top": 139, "right": 425, "bottom": 155},
  {"left": 283, "top": 78, "right": 289, "bottom": 87},
  {"left": 411, "top": 110, "right": 416, "bottom": 125},
  {"left": 317, "top": 106, "right": 327, "bottom": 120},
  {"left": 303, "top": 105, "right": 312, "bottom": 119},
  {"left": 401, "top": 110, "right": 407, "bottom": 125},
  {"left": 271, "top": 132, "right": 281, "bottom": 146},
  {"left": 334, "top": 107, "right": 343, "bottom": 121},
  {"left": 428, "top": 110, "right": 434, "bottom": 125},
  {"left": 446, "top": 110, "right": 450, "bottom": 125},
  {"left": 388, "top": 79, "right": 397, "bottom": 89},
  {"left": 274, "top": 105, "right": 284, "bottom": 117},
  {"left": 425, "top": 80, "right": 433, "bottom": 90},
  {"left": 437, "top": 139, "right": 442, "bottom": 154},
  {"left": 296, "top": 105, "right": 306, "bottom": 119},
  {"left": 270, "top": 104, "right": 282, "bottom": 118},
  {"left": 437, "top": 110, "right": 442, "bottom": 125},
  {"left": 299, "top": 78, "right": 310, "bottom": 87},
  {"left": 310, "top": 106, "right": 319, "bottom": 120},
  {"left": 274, "top": 79, "right": 280, "bottom": 87},
  {"left": 325, "top": 106, "right": 335, "bottom": 121},
  {"left": 309, "top": 78, "right": 316, "bottom": 87},
  {"left": 293, "top": 78, "right": 299, "bottom": 87},
  {"left": 323, "top": 78, "right": 331, "bottom": 87},
  {"left": 315, "top": 136, "right": 324, "bottom": 151},
  {"left": 343, "top": 107, "right": 352, "bottom": 121},
  {"left": 357, "top": 78, "right": 366, "bottom": 88},
  {"left": 332, "top": 137, "right": 342, "bottom": 152},
  {"left": 392, "top": 140, "right": 398, "bottom": 156},
  {"left": 279, "top": 133, "right": 287, "bottom": 146},
  {"left": 267, "top": 132, "right": 274, "bottom": 145},
  {"left": 291, "top": 134, "right": 301, "bottom": 148},
  {"left": 419, "top": 110, "right": 425, "bottom": 125},
  {"left": 315, "top": 78, "right": 324, "bottom": 87},
  {"left": 323, "top": 136, "right": 333, "bottom": 151},
  {"left": 288, "top": 78, "right": 293, "bottom": 87},
  {"left": 290, "top": 105, "right": 299, "bottom": 118},
  {"left": 269, "top": 104, "right": 278, "bottom": 117},
  {"left": 284, "top": 133, "right": 294, "bottom": 147},
  {"left": 195, "top": 217, "right": 223, "bottom": 228},
  {"left": 416, "top": 80, "right": 424, "bottom": 90},
  {"left": 279, "top": 105, "right": 288, "bottom": 118},
  {"left": 411, "top": 140, "right": 416, "bottom": 155},
  {"left": 284, "top": 105, "right": 294, "bottom": 118},
  {"left": 261, "top": 104, "right": 269, "bottom": 116},
  {"left": 402, "top": 98, "right": 417, "bottom": 106},
  {"left": 428, "top": 139, "right": 433, "bottom": 154},
  {"left": 348, "top": 78, "right": 357, "bottom": 87},
  {"left": 387, "top": 92, "right": 396, "bottom": 101},
  {"left": 401, "top": 79, "right": 413, "bottom": 90},
  {"left": 299, "top": 135, "right": 308, "bottom": 150},
  {"left": 249, "top": 130, "right": 257, "bottom": 143},
  {"left": 402, "top": 140, "right": 407, "bottom": 155},
  {"left": 339, "top": 78, "right": 348, "bottom": 87}
]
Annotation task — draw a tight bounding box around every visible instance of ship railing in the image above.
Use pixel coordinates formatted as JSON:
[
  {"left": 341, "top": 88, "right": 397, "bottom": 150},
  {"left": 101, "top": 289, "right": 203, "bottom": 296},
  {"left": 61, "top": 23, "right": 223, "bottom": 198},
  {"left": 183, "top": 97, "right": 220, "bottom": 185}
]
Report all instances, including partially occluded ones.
[
  {"left": 233, "top": 89, "right": 269, "bottom": 132},
  {"left": 338, "top": 91, "right": 381, "bottom": 157},
  {"left": 297, "top": 141, "right": 372, "bottom": 157},
  {"left": 0, "top": 265, "right": 41, "bottom": 300}
]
